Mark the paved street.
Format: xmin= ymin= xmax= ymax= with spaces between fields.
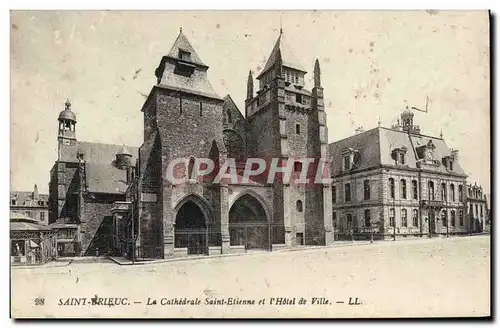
xmin=11 ymin=236 xmax=490 ymax=318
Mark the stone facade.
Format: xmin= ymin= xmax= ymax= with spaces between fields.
xmin=49 ymin=29 xmax=334 ymax=259
xmin=10 ymin=184 xmax=49 ymax=225
xmin=466 ymin=183 xmax=488 ymax=232
xmin=130 ymin=30 xmax=333 ymax=260
xmin=330 ymin=110 xmax=469 ymax=240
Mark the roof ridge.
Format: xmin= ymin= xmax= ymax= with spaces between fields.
xmin=257 ymin=32 xmax=306 ymax=79
xmin=328 ymin=126 xmax=380 ymax=146
xmin=166 ymin=30 xmax=207 ymax=68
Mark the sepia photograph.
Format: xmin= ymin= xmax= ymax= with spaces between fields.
xmin=9 ymin=9 xmax=491 ymax=318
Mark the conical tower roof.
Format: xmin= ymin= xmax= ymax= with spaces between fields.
xmin=257 ymin=32 xmax=306 ymax=79
xmin=118 ymin=145 xmax=132 ymax=156
xmin=166 ymin=29 xmax=207 ymax=68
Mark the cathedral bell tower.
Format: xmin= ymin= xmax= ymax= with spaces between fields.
xmin=57 ymin=99 xmax=77 ymax=159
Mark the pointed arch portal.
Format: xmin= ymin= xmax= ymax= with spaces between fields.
xmin=174 ymin=199 xmax=209 ymax=255
xmin=229 ymin=194 xmax=270 ymax=250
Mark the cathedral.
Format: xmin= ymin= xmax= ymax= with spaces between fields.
xmin=48 ymin=29 xmax=333 ymax=258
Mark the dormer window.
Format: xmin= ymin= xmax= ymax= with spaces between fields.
xmin=442 ymin=156 xmax=454 ymax=171
xmin=343 ymin=155 xmax=351 ymax=170
xmin=391 ymin=146 xmax=407 ymax=165
xmin=11 ymin=199 xmax=16 ymax=206
xmin=341 ymin=148 xmax=360 ymax=171
xmin=178 ymin=49 xmax=191 ymax=61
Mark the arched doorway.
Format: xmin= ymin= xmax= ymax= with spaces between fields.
xmin=229 ymin=194 xmax=270 ymax=250
xmin=175 ymin=200 xmax=208 ymax=255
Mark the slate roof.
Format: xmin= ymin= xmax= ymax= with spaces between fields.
xmin=329 ymin=127 xmax=467 ymax=176
xmin=158 ymin=66 xmax=220 ymax=99
xmin=79 ymin=142 xmax=138 ymax=195
xmin=10 ymin=213 xmax=52 ymax=231
xmin=166 ymin=30 xmax=207 ymax=68
xmin=156 ymin=31 xmax=220 ymax=100
xmin=329 ymin=128 xmax=381 ymax=176
xmin=60 ymin=141 xmax=138 ymax=164
xmin=86 ymin=163 xmax=130 ymax=194
xmin=257 ymin=32 xmax=307 ymax=79
xmin=78 ymin=141 xmax=138 ymax=165
xmin=59 ymin=141 xmax=139 ymax=195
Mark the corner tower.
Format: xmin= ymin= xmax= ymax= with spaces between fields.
xmin=245 ymin=30 xmax=333 ymax=247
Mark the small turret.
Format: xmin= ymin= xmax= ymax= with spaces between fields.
xmin=400 ymin=106 xmax=421 ymax=134
xmin=116 ymin=145 xmax=132 ymax=169
xmin=246 ymin=70 xmax=254 ymax=101
xmin=314 ymin=59 xmax=321 ymax=88
xmin=58 ymin=99 xmax=77 ymax=141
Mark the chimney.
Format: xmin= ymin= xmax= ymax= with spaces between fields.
xmin=33 ymin=184 xmax=39 ymax=199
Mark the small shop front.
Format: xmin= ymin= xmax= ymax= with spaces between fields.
xmin=10 ymin=213 xmax=57 ymax=266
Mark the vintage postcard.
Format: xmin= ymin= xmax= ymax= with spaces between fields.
xmin=9 ymin=10 xmax=491 ymax=318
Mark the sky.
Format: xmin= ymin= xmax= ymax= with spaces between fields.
xmin=10 ymin=10 xmax=490 ymax=194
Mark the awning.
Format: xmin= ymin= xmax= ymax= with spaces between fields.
xmin=29 ymin=240 xmax=39 ymax=248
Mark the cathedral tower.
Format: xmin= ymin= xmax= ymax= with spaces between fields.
xmin=245 ymin=30 xmax=333 ymax=246
xmin=138 ymin=29 xmax=226 ymax=258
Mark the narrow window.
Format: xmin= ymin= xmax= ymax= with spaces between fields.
xmin=293 ymin=162 xmax=302 ymax=173
xmin=450 ymin=184 xmax=455 ymax=202
xmin=400 ymin=153 xmax=405 ymax=165
xmin=412 ymin=180 xmax=418 ymax=200
xmin=449 ymin=161 xmax=453 ymax=171
xmin=346 ymin=214 xmax=353 ymax=230
xmin=364 ymin=209 xmax=371 ymax=227
xmin=344 ymin=155 xmax=351 ymax=170
xmin=199 ymin=101 xmax=203 ymax=117
xmin=441 ymin=210 xmax=447 ymax=226
xmin=459 ymin=210 xmax=464 ymax=226
xmin=459 ymin=185 xmax=463 ymax=202
xmin=428 ymin=181 xmax=435 ymax=200
xmin=295 ymin=94 xmax=302 ymax=103
xmin=332 ymin=186 xmax=337 ymax=204
xmin=333 ymin=212 xmax=337 ymax=228
xmin=345 ymin=183 xmax=351 ymax=202
xmin=364 ymin=180 xmax=370 ymax=200
xmin=412 ymin=209 xmax=419 ymax=227
xmin=389 ymin=178 xmax=395 ymax=199
xmin=451 ymin=210 xmax=456 ymax=227
xmin=402 ymin=209 xmax=408 ymax=227
xmin=389 ymin=208 xmax=395 ymax=227
xmin=227 ymin=108 xmax=232 ymax=123
xmin=188 ymin=157 xmax=196 ymax=180
xmin=295 ymin=124 xmax=300 ymax=134
xmin=179 ymin=92 xmax=183 ymax=114
xmin=441 ymin=183 xmax=447 ymax=201
xmin=296 ymin=200 xmax=303 ymax=212
xmin=401 ymin=179 xmax=407 ymax=199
